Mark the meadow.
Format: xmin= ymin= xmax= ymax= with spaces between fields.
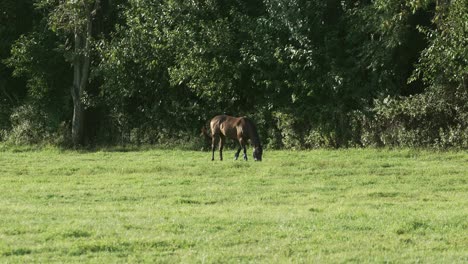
xmin=0 ymin=147 xmax=467 ymax=263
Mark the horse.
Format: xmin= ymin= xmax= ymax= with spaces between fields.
xmin=202 ymin=115 xmax=263 ymax=161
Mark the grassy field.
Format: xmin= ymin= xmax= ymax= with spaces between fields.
xmin=0 ymin=147 xmax=467 ymax=263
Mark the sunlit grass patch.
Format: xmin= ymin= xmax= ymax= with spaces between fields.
xmin=0 ymin=148 xmax=466 ymax=262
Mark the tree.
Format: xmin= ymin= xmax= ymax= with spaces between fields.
xmin=44 ymin=0 xmax=101 ymax=146
xmin=0 ymin=0 xmax=34 ymax=131
xmin=2 ymin=0 xmax=466 ymax=148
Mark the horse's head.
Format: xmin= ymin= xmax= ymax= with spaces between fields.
xmin=253 ymin=145 xmax=263 ymax=161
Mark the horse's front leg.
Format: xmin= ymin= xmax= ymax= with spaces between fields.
xmin=242 ymin=144 xmax=248 ymax=161
xmin=239 ymin=138 xmax=247 ymax=161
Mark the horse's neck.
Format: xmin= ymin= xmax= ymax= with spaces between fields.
xmin=247 ymin=123 xmax=261 ymax=147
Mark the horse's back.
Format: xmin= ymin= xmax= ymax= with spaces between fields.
xmin=210 ymin=115 xmax=228 ymax=130
xmin=210 ymin=115 xmax=241 ymax=125
xmin=210 ymin=115 xmax=245 ymax=139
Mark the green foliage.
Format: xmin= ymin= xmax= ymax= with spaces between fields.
xmin=95 ymin=1 xmax=202 ymax=144
xmin=7 ymin=33 xmax=70 ymax=99
xmin=0 ymin=0 xmax=467 ymax=148
xmin=1 ymin=1 xmax=71 ymax=144
xmin=0 ymin=0 xmax=35 ymax=130
xmin=42 ymin=0 xmax=96 ymax=34
xmin=272 ymin=112 xmax=303 ymax=149
xmin=0 ymin=149 xmax=467 ymax=261
xmin=414 ymin=0 xmax=468 ymax=88
xmin=359 ymin=88 xmax=468 ymax=148
xmin=5 ymin=31 xmax=71 ymax=145
xmin=355 ymin=0 xmax=468 ymax=149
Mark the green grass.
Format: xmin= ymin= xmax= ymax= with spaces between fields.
xmin=0 ymin=147 xmax=467 ymax=263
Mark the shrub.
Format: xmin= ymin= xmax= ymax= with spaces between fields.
xmin=5 ymin=104 xmax=60 ymax=145
xmin=272 ymin=112 xmax=303 ymax=150
xmin=359 ymin=88 xmax=467 ymax=148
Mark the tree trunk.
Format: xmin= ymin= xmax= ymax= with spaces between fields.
xmin=71 ymin=93 xmax=84 ymax=146
xmin=71 ymin=2 xmax=97 ymax=146
xmin=71 ymin=29 xmax=84 ymax=146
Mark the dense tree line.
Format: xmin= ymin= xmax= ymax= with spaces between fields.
xmin=0 ymin=0 xmax=467 ymax=148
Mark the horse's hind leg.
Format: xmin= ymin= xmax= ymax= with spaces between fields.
xmin=211 ymin=135 xmax=217 ymax=161
xmin=219 ymin=135 xmax=225 ymax=161
xmin=235 ymin=144 xmax=242 ymax=160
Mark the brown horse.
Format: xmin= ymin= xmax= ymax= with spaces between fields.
xmin=202 ymin=115 xmax=263 ymax=161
